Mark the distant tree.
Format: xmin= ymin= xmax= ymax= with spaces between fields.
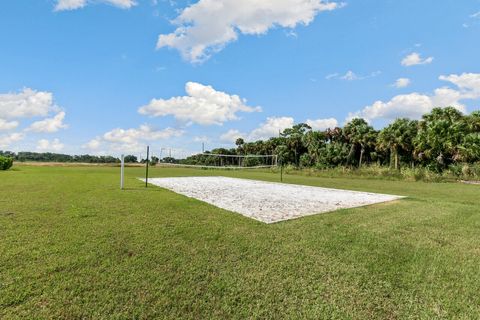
xmin=162 ymin=156 xmax=177 ymax=164
xmin=150 ymin=156 xmax=159 ymax=165
xmin=124 ymin=155 xmax=138 ymax=163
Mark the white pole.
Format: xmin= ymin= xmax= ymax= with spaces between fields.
xmin=120 ymin=154 xmax=125 ymax=190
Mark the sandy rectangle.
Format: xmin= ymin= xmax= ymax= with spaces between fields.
xmin=146 ymin=176 xmax=404 ymax=223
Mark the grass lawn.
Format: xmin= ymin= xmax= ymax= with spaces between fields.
xmin=1 ymin=165 xmax=480 ymax=319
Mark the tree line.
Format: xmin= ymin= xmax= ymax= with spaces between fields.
xmin=0 ymin=151 xmax=158 ymax=165
xmin=183 ymin=107 xmax=480 ymax=172
xmin=0 ymin=151 xmax=123 ymax=164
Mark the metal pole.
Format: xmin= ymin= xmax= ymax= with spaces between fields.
xmin=120 ymin=154 xmax=125 ymax=190
xmin=280 ymin=159 xmax=283 ymax=182
xmin=145 ymin=146 xmax=149 ymax=188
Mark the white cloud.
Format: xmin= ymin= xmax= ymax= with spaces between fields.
xmin=54 ymin=0 xmax=136 ymax=11
xmin=249 ymin=116 xmax=295 ymax=141
xmin=0 ymin=133 xmax=24 ymax=148
xmin=348 ymin=73 xmax=480 ymax=122
xmin=438 ymin=73 xmax=480 ymax=99
xmin=220 ymin=129 xmax=245 ymax=143
xmin=83 ymin=138 xmax=102 ymax=150
xmin=139 ymin=82 xmax=261 ymax=125
xmin=0 ymin=88 xmax=56 ymax=119
xmin=306 ymin=118 xmax=338 ymax=130
xmin=327 ymin=70 xmax=381 ymax=81
xmin=0 ymin=119 xmax=19 ymax=131
xmin=393 ymin=78 xmax=411 ymax=88
xmin=84 ymin=125 xmax=184 ymax=153
xmin=193 ymin=136 xmax=211 ymax=143
xmin=55 ymin=0 xmax=86 ymax=10
xmin=340 ymin=71 xmax=359 ymax=81
xmin=325 ymin=73 xmax=339 ymax=80
xmin=401 ymin=52 xmax=434 ymax=66
xmin=103 ymin=125 xmax=182 ymax=143
xmin=157 ymin=0 xmax=344 ymax=63
xmin=221 ymin=117 xmax=295 ymax=143
xmin=221 ymin=116 xmax=338 ymax=143
xmin=27 ymin=112 xmax=68 ymax=133
xmin=37 ymin=139 xmax=64 ymax=152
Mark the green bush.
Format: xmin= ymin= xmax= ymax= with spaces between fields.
xmin=0 ymin=155 xmax=13 ymax=170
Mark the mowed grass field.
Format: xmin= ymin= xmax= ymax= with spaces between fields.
xmin=1 ymin=165 xmax=480 ymax=319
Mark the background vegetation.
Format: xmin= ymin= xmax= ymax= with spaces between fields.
xmin=182 ymin=107 xmax=480 ymax=180
xmin=0 ymin=151 xmax=121 ymax=164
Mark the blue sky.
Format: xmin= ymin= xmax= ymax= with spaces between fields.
xmin=0 ymin=0 xmax=479 ymax=158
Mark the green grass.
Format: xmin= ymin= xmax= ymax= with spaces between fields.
xmin=1 ymin=165 xmax=479 ymax=319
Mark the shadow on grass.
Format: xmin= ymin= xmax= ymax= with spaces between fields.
xmin=121 ymin=186 xmax=165 ymax=192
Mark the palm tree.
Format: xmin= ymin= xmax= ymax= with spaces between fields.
xmin=414 ymin=107 xmax=466 ymax=168
xmin=378 ymin=118 xmax=417 ymax=170
xmin=235 ymin=137 xmax=245 ymax=154
xmin=281 ymin=123 xmax=311 ymax=166
xmin=343 ymin=118 xmax=376 ymax=167
xmin=302 ymin=130 xmax=326 ymax=164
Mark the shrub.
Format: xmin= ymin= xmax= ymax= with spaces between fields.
xmin=0 ymin=156 xmax=13 ymax=170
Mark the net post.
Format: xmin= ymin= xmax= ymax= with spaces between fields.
xmin=120 ymin=154 xmax=125 ymax=190
xmin=280 ymin=158 xmax=283 ymax=182
xmin=145 ymin=146 xmax=149 ymax=188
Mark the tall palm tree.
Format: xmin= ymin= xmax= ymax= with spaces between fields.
xmin=344 ymin=118 xmax=376 ymax=167
xmin=378 ymin=118 xmax=417 ymax=170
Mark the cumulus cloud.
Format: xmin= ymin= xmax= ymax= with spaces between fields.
xmin=438 ymin=73 xmax=480 ymax=98
xmin=249 ymin=116 xmax=295 ymax=141
xmin=220 ymin=129 xmax=245 ymax=143
xmin=157 ymin=0 xmax=344 ymax=63
xmin=139 ymin=82 xmax=261 ymax=126
xmin=221 ymin=116 xmax=339 ymax=143
xmin=54 ymin=0 xmax=136 ymax=11
xmin=0 ymin=88 xmax=56 ymax=119
xmin=347 ymin=73 xmax=480 ymax=122
xmin=0 ymin=133 xmax=24 ymax=148
xmin=84 ymin=125 xmax=184 ymax=153
xmin=83 ymin=138 xmax=102 ymax=150
xmin=27 ymin=112 xmax=68 ymax=133
xmin=103 ymin=125 xmax=182 ymax=143
xmin=0 ymin=88 xmax=67 ymax=148
xmin=306 ymin=118 xmax=338 ymax=130
xmin=220 ymin=116 xmax=295 ymax=143
xmin=0 ymin=119 xmax=19 ymax=131
xmin=37 ymin=138 xmax=64 ymax=152
xmin=401 ymin=52 xmax=434 ymax=66
xmin=393 ymin=78 xmax=411 ymax=88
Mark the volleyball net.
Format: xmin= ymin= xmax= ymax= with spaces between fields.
xmin=159 ymin=153 xmax=278 ymax=170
